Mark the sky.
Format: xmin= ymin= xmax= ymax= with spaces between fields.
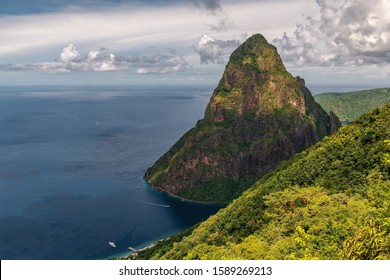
xmin=0 ymin=0 xmax=389 ymax=87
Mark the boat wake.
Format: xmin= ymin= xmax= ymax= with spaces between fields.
xmin=133 ymin=199 xmax=170 ymax=208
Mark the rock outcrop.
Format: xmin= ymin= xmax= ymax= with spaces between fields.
xmin=145 ymin=34 xmax=340 ymax=203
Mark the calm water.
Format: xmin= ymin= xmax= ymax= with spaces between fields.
xmin=0 ymin=85 xmax=221 ymax=260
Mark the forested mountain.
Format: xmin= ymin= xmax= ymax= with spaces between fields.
xmin=315 ymin=88 xmax=390 ymax=123
xmin=137 ymin=102 xmax=390 ymax=260
xmin=145 ymin=34 xmax=339 ymax=204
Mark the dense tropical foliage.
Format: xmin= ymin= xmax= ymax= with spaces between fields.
xmin=314 ymin=88 xmax=390 ymax=123
xmin=136 ymin=102 xmax=389 ymax=260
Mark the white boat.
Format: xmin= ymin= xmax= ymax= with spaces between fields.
xmin=109 ymin=242 xmax=116 ymax=248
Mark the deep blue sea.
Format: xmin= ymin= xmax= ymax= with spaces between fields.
xmin=0 ymin=84 xmax=222 ymax=260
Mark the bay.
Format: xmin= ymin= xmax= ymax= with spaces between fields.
xmin=0 ymin=85 xmax=220 ymax=260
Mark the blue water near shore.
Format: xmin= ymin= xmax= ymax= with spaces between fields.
xmin=0 ymin=85 xmax=221 ymax=260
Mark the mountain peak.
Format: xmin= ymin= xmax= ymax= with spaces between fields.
xmin=205 ymin=33 xmax=306 ymax=123
xmin=235 ymin=33 xmax=270 ymax=52
xmin=229 ymin=33 xmax=284 ymax=72
xmin=145 ymin=34 xmax=340 ymax=203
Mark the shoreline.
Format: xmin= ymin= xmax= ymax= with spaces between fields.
xmin=145 ymin=179 xmax=226 ymax=206
xmin=113 ymin=180 xmax=224 ymax=260
xmin=114 ymin=237 xmax=170 ymax=260
xmin=109 ymin=179 xmax=224 ymax=260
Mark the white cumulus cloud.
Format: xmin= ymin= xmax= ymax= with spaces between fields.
xmin=193 ymin=34 xmax=240 ymax=64
xmin=60 ymin=44 xmax=80 ymax=62
xmin=274 ymin=0 xmax=390 ymax=67
xmin=0 ymin=44 xmax=188 ymax=74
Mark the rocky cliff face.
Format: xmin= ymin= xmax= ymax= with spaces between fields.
xmin=145 ymin=34 xmax=340 ymax=203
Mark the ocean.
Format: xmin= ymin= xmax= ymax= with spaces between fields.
xmin=0 ymin=85 xmax=221 ymax=260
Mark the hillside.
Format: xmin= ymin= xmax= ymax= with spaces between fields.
xmin=139 ymin=102 xmax=390 ymax=260
xmin=145 ymin=34 xmax=340 ymax=204
xmin=314 ymin=88 xmax=390 ymax=123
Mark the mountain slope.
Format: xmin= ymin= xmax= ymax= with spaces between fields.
xmin=143 ymin=102 xmax=390 ymax=260
xmin=314 ymin=88 xmax=390 ymax=123
xmin=145 ymin=34 xmax=340 ymax=203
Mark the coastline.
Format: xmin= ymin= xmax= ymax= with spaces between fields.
xmin=145 ymin=179 xmax=226 ymax=206
xmin=105 ymin=179 xmax=224 ymax=260
xmin=110 ymin=237 xmax=170 ymax=260
xmin=110 ymin=181 xmax=225 ymax=260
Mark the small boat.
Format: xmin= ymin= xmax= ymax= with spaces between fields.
xmin=109 ymin=242 xmax=116 ymax=248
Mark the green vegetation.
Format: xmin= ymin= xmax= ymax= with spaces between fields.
xmin=145 ymin=34 xmax=338 ymax=204
xmin=141 ymin=34 xmax=389 ymax=259
xmin=314 ymin=88 xmax=390 ymax=123
xmin=141 ymin=102 xmax=389 ymax=260
xmin=178 ymin=176 xmax=258 ymax=204
xmin=128 ymin=225 xmax=199 ymax=260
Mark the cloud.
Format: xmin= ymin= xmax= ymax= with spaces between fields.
xmin=274 ymin=0 xmax=390 ymax=67
xmin=209 ymin=16 xmax=234 ymax=32
xmin=0 ymin=4 xmax=211 ymax=59
xmin=126 ymin=53 xmax=188 ymax=74
xmin=191 ymin=0 xmax=233 ymax=31
xmin=58 ymin=45 xmax=128 ymax=72
xmin=61 ymin=44 xmax=80 ymax=63
xmin=193 ymin=34 xmax=240 ymax=64
xmin=191 ymin=0 xmax=222 ymax=14
xmin=0 ymin=44 xmax=188 ymax=74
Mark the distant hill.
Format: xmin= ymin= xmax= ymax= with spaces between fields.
xmin=314 ymin=88 xmax=390 ymax=123
xmin=135 ymin=102 xmax=390 ymax=260
xmin=145 ymin=34 xmax=339 ymax=204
